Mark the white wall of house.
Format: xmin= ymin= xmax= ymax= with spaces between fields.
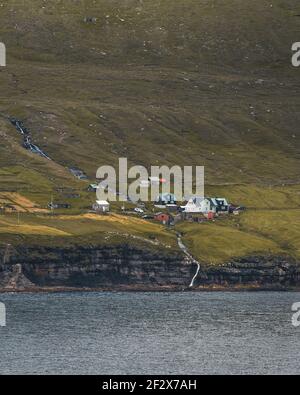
xmin=184 ymin=198 xmax=202 ymax=213
xmin=93 ymin=200 xmax=110 ymax=212
xmin=183 ymin=198 xmax=216 ymax=213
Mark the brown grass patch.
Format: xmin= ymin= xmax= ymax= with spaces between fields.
xmin=56 ymin=213 xmax=150 ymax=225
xmin=0 ymin=192 xmax=49 ymax=213
xmin=0 ymin=224 xmax=70 ymax=236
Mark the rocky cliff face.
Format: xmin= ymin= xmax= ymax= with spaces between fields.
xmin=196 ymin=257 xmax=300 ymax=290
xmin=0 ymin=244 xmax=299 ymax=291
xmin=0 ymin=245 xmax=193 ymax=291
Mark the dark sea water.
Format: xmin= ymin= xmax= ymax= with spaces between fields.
xmin=0 ymin=292 xmax=299 ymax=375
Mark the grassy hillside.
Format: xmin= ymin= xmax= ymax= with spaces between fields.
xmin=178 ymin=210 xmax=300 ymax=264
xmin=0 ymin=0 xmax=299 ymax=262
xmin=0 ymin=212 xmax=178 ymax=253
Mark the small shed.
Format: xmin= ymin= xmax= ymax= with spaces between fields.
xmin=154 ymin=212 xmax=171 ymax=225
xmin=93 ymin=200 xmax=110 ymax=213
xmin=69 ymin=168 xmax=88 ymax=180
xmin=205 ymin=211 xmax=215 ymax=220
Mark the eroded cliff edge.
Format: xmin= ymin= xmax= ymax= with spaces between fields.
xmin=0 ymin=244 xmax=300 ymax=292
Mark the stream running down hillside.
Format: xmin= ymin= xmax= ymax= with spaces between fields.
xmin=177 ymin=233 xmax=201 ymax=287
xmin=9 ymin=118 xmax=51 ymax=160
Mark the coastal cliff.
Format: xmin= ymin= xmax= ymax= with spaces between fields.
xmin=0 ymin=244 xmax=299 ymax=292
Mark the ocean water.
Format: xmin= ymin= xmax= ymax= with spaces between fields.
xmin=0 ymin=292 xmax=299 ymax=375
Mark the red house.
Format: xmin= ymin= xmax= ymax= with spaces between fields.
xmin=154 ymin=212 xmax=171 ymax=224
xmin=206 ymin=212 xmax=215 ymax=220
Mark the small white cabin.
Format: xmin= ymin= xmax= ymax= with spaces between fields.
xmin=93 ymin=200 xmax=110 ymax=213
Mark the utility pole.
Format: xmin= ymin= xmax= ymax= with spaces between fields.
xmin=50 ymin=194 xmax=54 ymax=216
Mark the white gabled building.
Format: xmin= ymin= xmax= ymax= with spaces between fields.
xmin=182 ymin=197 xmax=217 ymax=214
xmin=93 ymin=200 xmax=110 ymax=213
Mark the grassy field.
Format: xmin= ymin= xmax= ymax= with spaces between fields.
xmin=0 ymin=207 xmax=299 ymax=265
xmin=0 ymin=211 xmax=178 ymax=252
xmin=177 ymin=221 xmax=282 ymax=265
xmin=239 ymin=210 xmax=300 ymax=258
xmin=178 ymin=210 xmax=300 ymax=264
xmin=0 ymin=1 xmax=299 ymax=263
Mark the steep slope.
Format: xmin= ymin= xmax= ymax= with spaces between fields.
xmin=0 ymin=0 xmax=299 ymax=271
xmin=0 ymin=0 xmax=299 ymax=188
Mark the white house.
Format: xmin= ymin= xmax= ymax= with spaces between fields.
xmin=93 ymin=200 xmax=110 ymax=213
xmin=182 ymin=197 xmax=217 ymax=214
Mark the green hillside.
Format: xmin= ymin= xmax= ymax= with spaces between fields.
xmin=0 ymin=0 xmax=299 ymax=263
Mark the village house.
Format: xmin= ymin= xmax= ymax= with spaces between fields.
xmin=182 ymin=196 xmax=230 ymax=215
xmin=211 ymin=198 xmax=230 ymax=213
xmin=154 ymin=212 xmax=173 ymax=225
xmin=93 ymin=200 xmax=110 ymax=213
xmin=140 ymin=177 xmax=166 ymax=188
xmin=155 ymin=193 xmax=177 ymax=206
xmin=69 ymin=168 xmax=88 ymax=180
xmin=182 ymin=197 xmax=217 ymax=214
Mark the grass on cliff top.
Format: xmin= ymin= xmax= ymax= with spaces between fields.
xmin=177 ymin=209 xmax=300 ymax=265
xmin=0 ymin=182 xmax=299 ymax=264
xmin=205 ymin=184 xmax=300 ymax=210
xmin=177 ymin=222 xmax=281 ymax=265
xmin=0 ymin=212 xmax=178 ymax=252
xmin=0 ymin=208 xmax=299 ymax=265
xmin=239 ymin=210 xmax=300 ymax=259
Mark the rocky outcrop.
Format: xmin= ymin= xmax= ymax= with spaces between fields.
xmin=0 ymin=263 xmax=36 ymax=291
xmin=0 ymin=244 xmax=299 ymax=292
